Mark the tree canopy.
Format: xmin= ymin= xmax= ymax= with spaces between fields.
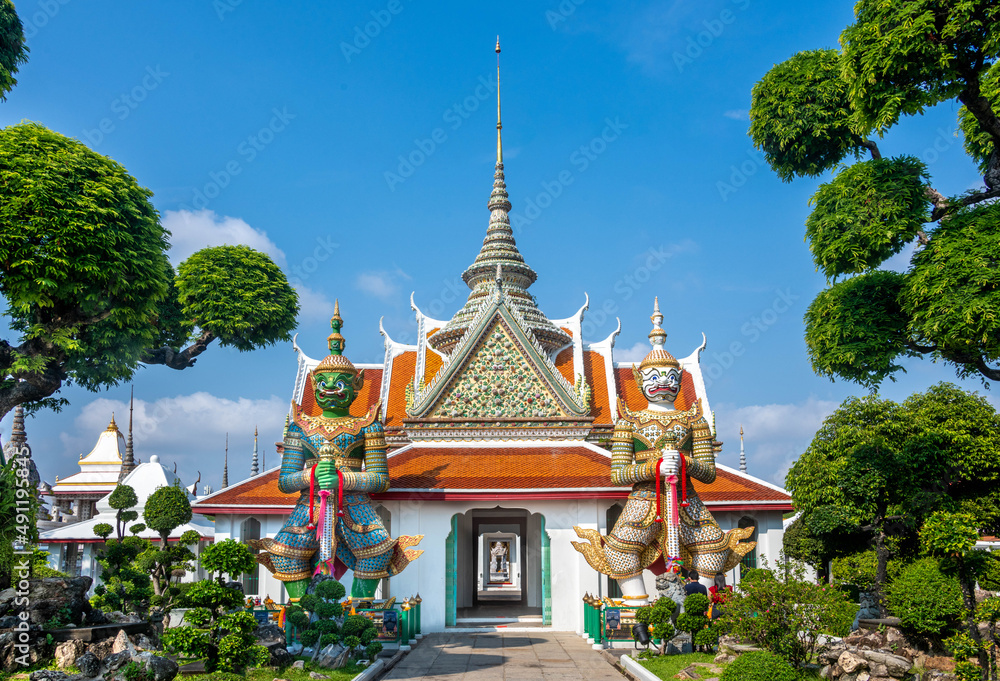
xmin=785 ymin=383 xmax=1000 ymax=610
xmin=0 ymin=1 xmax=27 ymax=102
xmin=750 ymin=0 xmax=1000 ymax=387
xmin=0 ymin=123 xmax=299 ymax=419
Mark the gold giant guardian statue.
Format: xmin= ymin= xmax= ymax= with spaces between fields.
xmin=572 ymin=299 xmax=754 ymax=604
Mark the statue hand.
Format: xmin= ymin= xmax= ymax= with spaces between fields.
xmin=315 ymin=461 xmax=338 ymax=490
xmin=660 ymin=449 xmax=681 ymax=477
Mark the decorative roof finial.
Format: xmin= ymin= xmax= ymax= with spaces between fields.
xmin=251 ymin=426 xmax=259 ymax=476
xmin=119 ymin=386 xmax=136 ymax=482
xmin=638 ymin=297 xmax=678 ymax=371
xmin=107 ymin=413 xmax=118 ymax=432
xmin=315 ymin=299 xmax=359 ymax=376
xmin=222 ymin=433 xmax=229 ymax=488
xmin=496 ymin=36 xmax=502 ymax=165
xmin=739 ymin=425 xmax=747 ymax=473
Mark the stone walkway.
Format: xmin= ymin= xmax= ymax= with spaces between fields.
xmin=382 ymin=632 xmax=624 ymax=681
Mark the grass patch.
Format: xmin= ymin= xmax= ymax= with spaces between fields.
xmin=638 ymin=651 xmax=718 ymax=679
xmin=184 ymin=660 xmax=367 ymax=681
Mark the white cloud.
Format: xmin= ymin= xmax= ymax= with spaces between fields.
xmin=714 ymin=397 xmax=839 ymax=487
xmin=294 ymin=285 xmax=335 ymax=322
xmin=59 ymin=393 xmax=288 ymax=492
xmin=355 ymin=267 xmax=412 ymax=301
xmin=723 ymin=110 xmax=748 ymax=121
xmin=162 ymin=209 xmax=287 ymax=268
xmin=615 ymin=341 xmax=650 ymax=363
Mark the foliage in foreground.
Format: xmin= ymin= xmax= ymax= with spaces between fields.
xmin=719 ymin=650 xmax=797 ymax=681
xmin=749 ymin=0 xmax=1000 ymax=387
xmin=715 ymin=560 xmax=855 ymax=669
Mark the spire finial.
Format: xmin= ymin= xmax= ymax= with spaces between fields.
xmin=739 ymin=424 xmax=747 ymax=473
xmin=222 ymin=433 xmax=229 ymax=488
xmin=327 ymin=299 xmax=346 ymax=356
xmin=251 ymin=426 xmax=259 ymax=476
xmin=648 ymin=297 xmax=667 ymax=349
xmin=496 ymin=36 xmax=502 ymax=165
xmin=119 ymin=386 xmax=136 ymax=482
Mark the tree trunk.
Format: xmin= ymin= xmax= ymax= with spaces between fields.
xmin=958 ymin=560 xmax=989 ymax=679
xmin=874 ymin=528 xmax=890 ymax=617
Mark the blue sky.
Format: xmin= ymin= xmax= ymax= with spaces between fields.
xmin=2 ymin=0 xmax=995 ymax=491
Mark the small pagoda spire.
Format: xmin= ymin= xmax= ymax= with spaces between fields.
xmin=221 ymin=434 xmax=229 ymax=488
xmin=250 ymin=426 xmax=259 ymax=476
xmin=648 ymin=296 xmax=667 ymax=349
xmin=118 ymin=387 xmax=136 ymax=483
xmin=496 ymin=36 xmax=502 ymax=165
xmin=4 ymin=404 xmax=39 ymax=488
xmin=739 ymin=425 xmax=747 ymax=473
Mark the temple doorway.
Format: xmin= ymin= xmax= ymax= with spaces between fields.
xmin=447 ymin=507 xmax=549 ymax=625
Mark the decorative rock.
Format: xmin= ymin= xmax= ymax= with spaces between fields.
xmin=134 ymin=634 xmax=159 ymax=651
xmin=838 ymin=650 xmax=868 ymax=674
xmin=111 ymin=629 xmax=135 ymax=655
xmin=674 ymin=665 xmax=703 ymax=679
xmin=28 ymin=672 xmax=72 ymax=681
xmin=291 ymin=660 xmax=305 ymax=669
xmin=270 ymin=646 xmax=294 ymax=668
xmin=55 ymin=640 xmax=85 ymax=669
xmin=103 ymin=650 xmax=132 ymax=673
xmin=316 ymin=643 xmax=349 ymax=669
xmin=309 ymin=673 xmax=330 ymax=679
xmin=859 ymin=650 xmax=912 ymax=676
xmin=74 ymin=651 xmax=100 ymax=678
xmin=255 ymin=623 xmax=287 ymax=648
xmin=134 ymin=650 xmax=179 ymax=681
xmin=85 ymin=637 xmax=114 ymax=661
xmin=924 ymin=656 xmax=957 ymax=672
xmin=0 ymin=615 xmax=18 ymax=629
xmin=287 ymin=643 xmax=303 ymax=655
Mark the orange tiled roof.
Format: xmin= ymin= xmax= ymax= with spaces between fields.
xmin=555 ymin=347 xmax=574 ymax=384
xmin=424 ymin=350 xmax=443 ymax=386
xmin=387 ymin=445 xmax=612 ymax=489
xmin=193 ymin=450 xmax=789 ymax=508
xmin=584 ymin=351 xmax=613 ymax=425
xmin=384 ymin=351 xmax=416 ymax=428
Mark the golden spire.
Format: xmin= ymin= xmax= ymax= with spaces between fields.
xmin=106 ymin=413 xmax=119 ymax=432
xmin=496 ymin=36 xmax=502 ymax=165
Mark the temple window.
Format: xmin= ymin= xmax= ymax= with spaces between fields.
xmin=737 ymin=516 xmax=758 ymax=574
xmin=241 ymin=518 xmax=261 ymax=596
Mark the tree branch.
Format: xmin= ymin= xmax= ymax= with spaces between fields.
xmin=860 ymin=139 xmax=882 ymax=160
xmin=929 ymin=186 xmax=1000 ymax=222
xmin=141 ymin=330 xmax=217 ymax=370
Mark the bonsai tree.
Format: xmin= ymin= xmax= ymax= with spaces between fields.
xmin=142 ymin=484 xmax=197 ymax=600
xmin=162 ymin=544 xmax=268 ymax=674
xmin=677 ymin=593 xmax=711 ymax=649
xmin=91 ymin=484 xmax=153 ymax=615
xmin=634 ymin=596 xmax=677 ymax=655
xmin=289 ymin=577 xmax=382 ymax=664
xmin=200 ymin=538 xmax=256 ymax=585
xmin=91 ymin=535 xmax=153 ymax=616
xmin=108 ymin=484 xmax=140 ymax=540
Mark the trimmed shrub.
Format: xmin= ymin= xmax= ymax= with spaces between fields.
xmin=720 ymin=650 xmax=797 ymax=681
xmin=886 ymin=557 xmax=964 ymax=636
